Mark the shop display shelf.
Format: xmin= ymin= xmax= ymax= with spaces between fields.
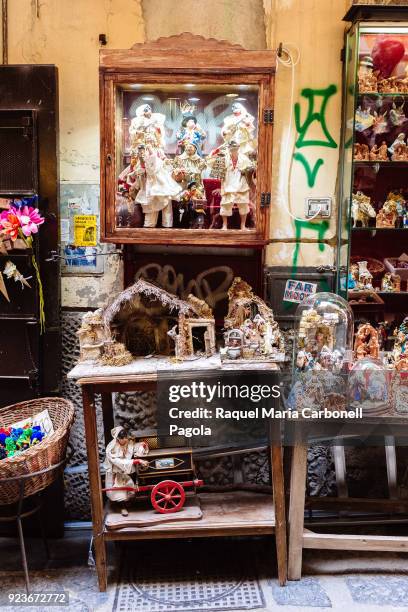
xmin=103 ymin=491 xmax=276 ymax=541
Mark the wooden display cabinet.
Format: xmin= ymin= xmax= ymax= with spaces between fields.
xmin=99 ymin=33 xmax=275 ymax=247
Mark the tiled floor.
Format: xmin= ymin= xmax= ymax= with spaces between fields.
xmin=0 ymin=531 xmax=408 ymax=611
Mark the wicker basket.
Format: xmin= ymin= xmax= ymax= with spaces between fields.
xmin=0 ymin=398 xmax=75 ymax=505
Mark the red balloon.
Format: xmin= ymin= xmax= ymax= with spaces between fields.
xmin=372 ymin=38 xmax=405 ymax=79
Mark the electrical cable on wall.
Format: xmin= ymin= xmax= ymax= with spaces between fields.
xmin=276 ymin=43 xmax=322 ymax=222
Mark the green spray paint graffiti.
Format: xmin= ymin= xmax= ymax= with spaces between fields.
xmin=283 ymin=85 xmax=338 ymax=307
xmin=293 ymin=85 xmax=338 ymax=188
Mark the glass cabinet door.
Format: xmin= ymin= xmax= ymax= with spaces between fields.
xmin=338 ymin=23 xmax=408 ymax=301
xmin=337 ymin=23 xmax=358 ymax=297
xmin=115 ymin=83 xmax=259 ymax=233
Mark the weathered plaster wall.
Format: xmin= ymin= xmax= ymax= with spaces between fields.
xmin=6 ymin=0 xmax=146 ymax=307
xmin=142 ymin=0 xmax=267 ymax=48
xmin=266 ymin=0 xmax=349 ymax=268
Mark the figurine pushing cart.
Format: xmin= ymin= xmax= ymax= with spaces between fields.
xmin=103 ymin=427 xmax=203 ymax=515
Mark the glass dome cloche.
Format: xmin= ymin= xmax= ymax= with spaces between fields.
xmin=294 ymin=292 xmax=354 ymax=374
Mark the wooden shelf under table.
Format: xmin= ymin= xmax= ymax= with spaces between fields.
xmin=104 ymin=491 xmax=276 ymax=541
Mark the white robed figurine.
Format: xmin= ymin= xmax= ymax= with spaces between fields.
xmin=221 ymin=102 xmax=256 ymax=154
xmin=129 ymin=104 xmax=166 ymax=150
xmin=136 ymin=142 xmax=182 ymax=227
xmin=208 ymin=141 xmax=253 ymax=230
xmin=103 ymin=426 xmax=149 ymax=507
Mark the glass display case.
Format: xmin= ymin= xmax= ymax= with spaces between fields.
xmin=338 ymin=8 xmax=408 ymax=369
xmin=293 ymin=292 xmax=354 ymax=374
xmin=99 ymin=34 xmax=275 ymax=247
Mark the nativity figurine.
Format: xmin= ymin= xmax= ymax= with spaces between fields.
xmin=393 ymin=317 xmax=408 ymax=371
xmin=129 ymin=104 xmax=166 ymax=151
xmin=357 ymin=56 xmax=378 ymax=93
xmin=381 ymin=272 xmax=401 ymax=293
xmin=376 ymin=198 xmax=398 ymax=228
xmin=221 ymin=277 xmax=284 ymax=363
xmin=221 ymin=102 xmax=256 ymax=155
xmin=173 ymin=142 xmax=207 ymax=191
xmin=353 ymin=142 xmax=370 ymax=161
xmin=207 ymin=141 xmax=254 ymax=230
xmin=103 ymin=426 xmax=149 ymax=516
xmin=136 ymin=140 xmax=182 ymax=228
xmin=354 ymin=323 xmax=380 ymax=361
xmin=351 ymin=191 xmax=376 ymax=228
xmin=176 ymin=103 xmax=207 ymax=156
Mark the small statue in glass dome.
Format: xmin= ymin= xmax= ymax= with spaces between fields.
xmin=221 ymin=102 xmax=256 ymax=155
xmin=129 ymin=104 xmax=166 ymax=150
xmin=103 ymin=426 xmax=149 ymax=516
xmin=357 ymin=56 xmax=378 ymax=93
xmin=176 ymin=102 xmax=207 ymax=156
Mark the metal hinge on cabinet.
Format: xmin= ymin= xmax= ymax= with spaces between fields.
xmin=260 ymin=193 xmax=271 ymax=208
xmin=263 ymin=109 xmax=274 ymax=124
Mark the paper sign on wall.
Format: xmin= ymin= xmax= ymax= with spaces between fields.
xmin=74 ymin=215 xmax=97 ymax=246
xmin=283 ymin=279 xmax=317 ymax=303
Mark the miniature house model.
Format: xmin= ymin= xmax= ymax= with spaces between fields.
xmin=77 ymin=279 xmax=216 ymax=364
xmin=222 ymin=277 xmax=284 ymax=362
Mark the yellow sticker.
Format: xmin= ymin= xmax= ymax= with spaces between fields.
xmin=74 ymin=215 xmax=97 ymax=246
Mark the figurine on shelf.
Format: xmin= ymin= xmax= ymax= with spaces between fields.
xmin=103 ymin=426 xmax=149 ymax=515
xmin=221 ymin=102 xmax=256 ymax=155
xmin=356 ymin=260 xmax=373 ymax=291
xmin=176 ymin=102 xmax=207 ymax=156
xmin=355 ymin=106 xmax=375 ymax=132
xmin=392 ymin=142 xmax=408 ymax=161
xmin=207 ymin=141 xmax=254 ymax=230
xmin=172 ymin=142 xmax=207 ymax=191
xmin=351 ymin=191 xmax=376 ymax=228
xmin=369 ymin=141 xmax=389 ymax=162
xmin=178 ymin=180 xmax=207 ymax=229
xmin=221 ymin=277 xmax=284 ymax=363
xmin=376 ymin=198 xmax=398 ymax=228
xmin=388 ymin=132 xmax=407 ymax=156
xmin=389 ymin=101 xmax=407 ymax=127
xmin=354 ymin=323 xmax=380 ymax=360
xmin=381 ymin=272 xmax=401 ymax=293
xmin=118 ymin=153 xmax=140 ymax=199
xmin=137 ymin=140 xmax=182 ymax=228
xmin=353 ymin=143 xmax=370 ymax=161
xmin=358 ymin=56 xmax=378 ymax=93
xmin=129 ymin=104 xmax=166 ymax=150
xmin=77 ymin=309 xmax=108 ymax=362
xmin=392 ymin=317 xmax=408 ymax=371
xmin=372 ymin=110 xmax=388 ymax=136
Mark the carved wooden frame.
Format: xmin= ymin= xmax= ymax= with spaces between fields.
xmin=99 ymin=33 xmax=276 ymax=247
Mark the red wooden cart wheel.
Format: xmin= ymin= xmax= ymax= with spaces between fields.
xmin=151 ymin=480 xmax=186 ymax=514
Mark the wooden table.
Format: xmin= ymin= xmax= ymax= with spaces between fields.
xmin=288 ymin=417 xmax=408 ymax=581
xmin=69 ymin=358 xmax=287 ymax=590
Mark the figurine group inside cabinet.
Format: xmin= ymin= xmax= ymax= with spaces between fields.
xmin=116 ymin=94 xmax=259 ymax=231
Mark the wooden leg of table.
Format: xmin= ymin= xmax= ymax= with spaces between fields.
xmin=288 ymin=442 xmax=308 ymax=581
xmin=82 ymin=386 xmax=107 ymax=592
xmin=271 ymin=442 xmax=287 ymax=586
xmin=101 ymin=392 xmax=114 ymax=446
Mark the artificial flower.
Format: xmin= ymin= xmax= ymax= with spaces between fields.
xmin=15 ymin=206 xmax=44 ymax=237
xmin=0 ymin=211 xmax=21 ymax=241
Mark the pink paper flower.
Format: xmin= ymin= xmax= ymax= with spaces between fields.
xmin=0 ymin=211 xmax=21 ymax=241
xmin=15 ymin=206 xmax=44 ymax=237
